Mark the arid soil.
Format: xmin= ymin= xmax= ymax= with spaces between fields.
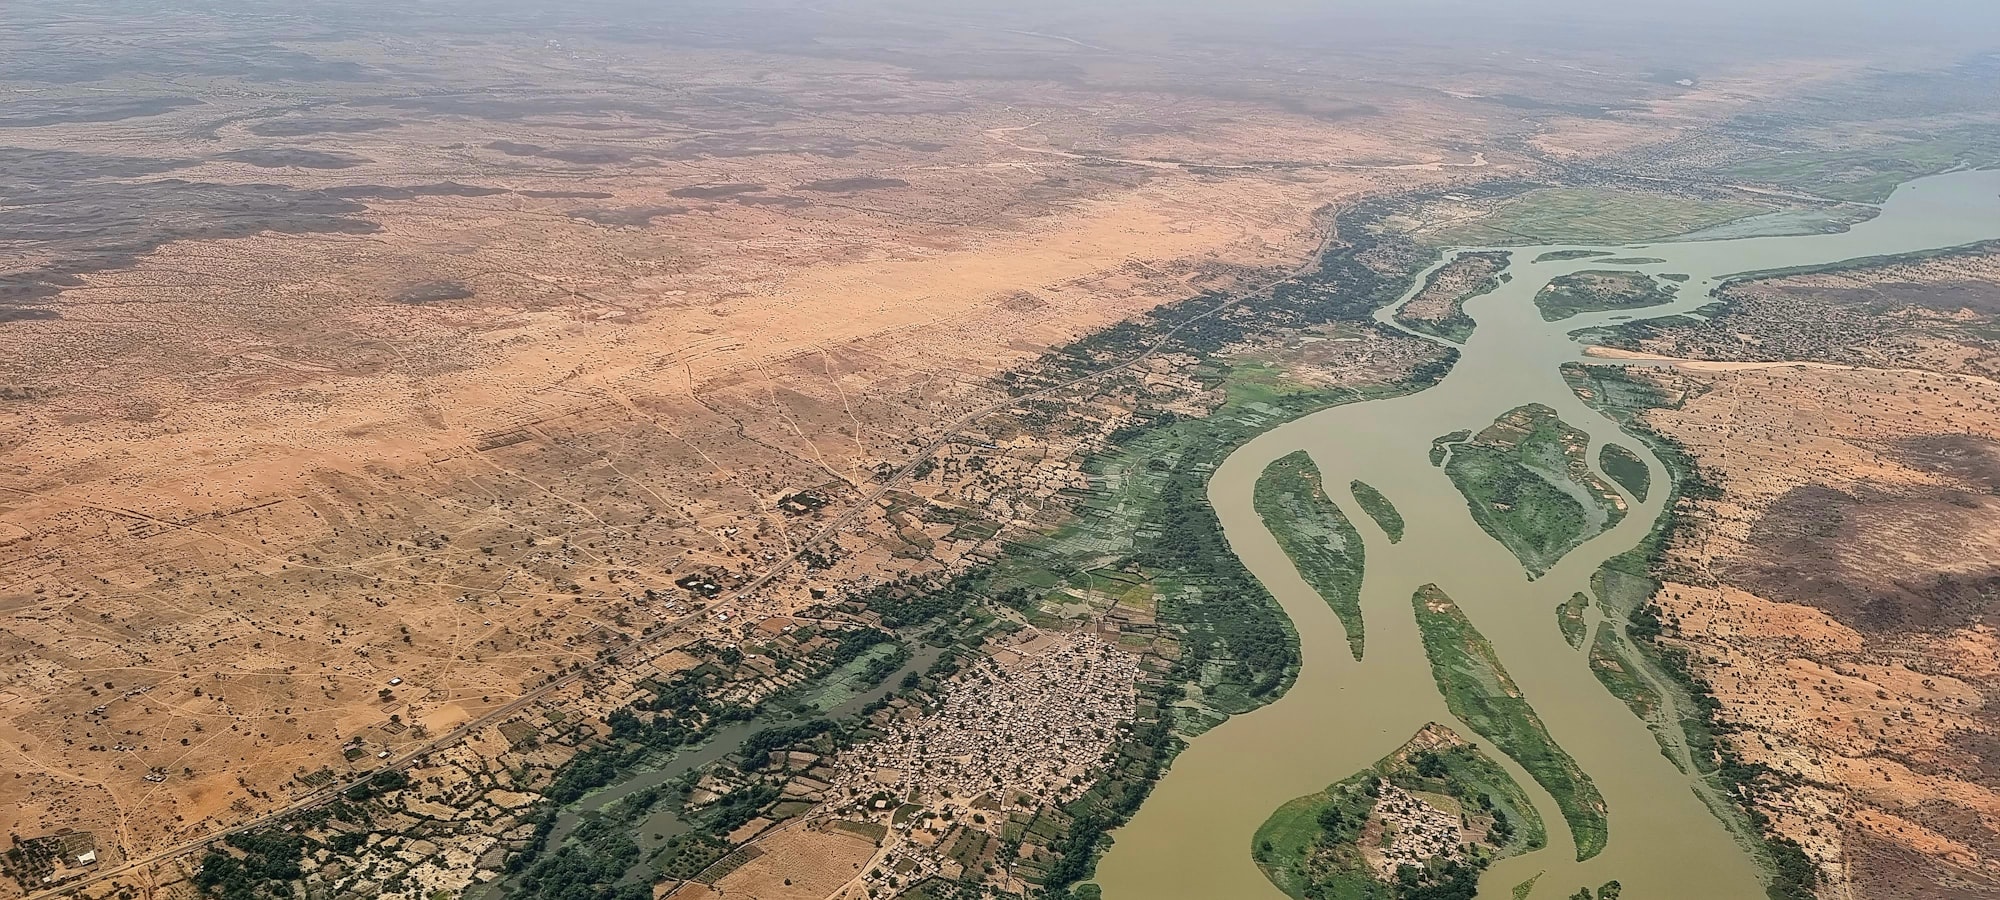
xmin=1611 ymin=247 xmax=2000 ymax=899
xmin=6 ymin=1 xmax=2000 ymax=897
xmin=0 ymin=0 xmax=1561 ymax=880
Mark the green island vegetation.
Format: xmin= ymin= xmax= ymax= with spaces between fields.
xmin=1566 ymin=880 xmax=1624 ymax=900
xmin=1596 ymin=257 xmax=1665 ymax=265
xmin=1441 ymin=404 xmax=1627 ymax=578
xmin=1511 ymin=874 xmax=1543 ymax=899
xmin=1556 ymin=592 xmax=1590 ymax=650
xmin=1588 ymin=628 xmax=1666 ymax=755
xmin=1658 ymin=273 xmax=1690 ymax=283
xmin=1534 ymin=270 xmax=1675 ymax=322
xmin=1533 ymin=249 xmax=1609 ymax=263
xmin=1411 ymin=585 xmax=1607 ymax=861
xmin=1716 ymin=125 xmax=2000 ymax=203
xmin=1561 ymin=363 xmax=1822 ymax=900
xmin=1428 ymin=187 xmax=1774 ymax=246
xmin=1256 ymin=451 xmax=1370 ymax=660
xmin=1596 ymin=442 xmax=1651 ymax=503
xmin=1392 ymin=250 xmax=1509 ymax=344
xmin=1429 ymin=430 xmax=1470 ymax=467
xmin=1251 ymin=723 xmax=1546 ymax=900
xmin=1350 ymin=480 xmax=1405 ymax=543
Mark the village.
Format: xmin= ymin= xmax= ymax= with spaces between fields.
xmin=813 ymin=629 xmax=1141 ymax=897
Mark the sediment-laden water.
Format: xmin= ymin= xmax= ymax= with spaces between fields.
xmin=1096 ymin=170 xmax=2000 ymax=899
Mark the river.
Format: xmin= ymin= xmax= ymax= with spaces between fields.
xmin=1094 ymin=170 xmax=2000 ymax=899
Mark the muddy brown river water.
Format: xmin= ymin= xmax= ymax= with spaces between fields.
xmin=1095 ymin=170 xmax=2000 ymax=899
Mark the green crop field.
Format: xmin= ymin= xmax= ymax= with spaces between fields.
xmin=1717 ymin=127 xmax=2000 ymax=203
xmin=1428 ymin=188 xmax=1774 ymax=246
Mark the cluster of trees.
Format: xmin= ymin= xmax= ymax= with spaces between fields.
xmin=1391 ymin=859 xmax=1480 ymax=900
xmin=1040 ymin=714 xmax=1178 ymax=897
xmin=821 ymin=627 xmax=911 ymax=688
xmin=739 ymin=719 xmax=833 ymax=771
xmin=340 ymin=768 xmax=407 ymax=802
xmin=512 ymin=810 xmax=649 ymax=900
xmin=193 ymin=831 xmax=307 ymax=900
xmin=857 ymin=571 xmax=990 ymax=628
xmin=1143 ymin=451 xmax=1298 ymax=702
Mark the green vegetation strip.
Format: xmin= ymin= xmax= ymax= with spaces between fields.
xmin=1587 ymin=628 xmax=1673 ymax=764
xmin=1349 ymin=480 xmax=1405 ymax=544
xmin=1429 ymin=430 xmax=1468 ymax=467
xmin=1597 ymin=442 xmax=1650 ymax=503
xmin=1442 ymin=404 xmax=1625 ymax=578
xmin=1256 ymin=451 xmax=1369 ymax=660
xmin=1411 ymin=585 xmax=1607 ymax=861
xmin=1533 ymin=250 xmax=1609 ymax=263
xmin=1253 ymin=723 xmax=1546 ymax=900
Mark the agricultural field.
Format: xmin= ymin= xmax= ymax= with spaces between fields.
xmin=1252 ymin=723 xmax=1546 ymax=900
xmin=1411 ymin=585 xmax=1607 ymax=861
xmin=1712 ymin=125 xmax=2000 ymax=204
xmin=1409 ymin=188 xmax=1776 ymax=247
xmin=1440 ymin=404 xmax=1627 ymax=578
xmin=1256 ymin=452 xmax=1370 ymax=660
xmin=1534 ymin=270 xmax=1676 ymax=321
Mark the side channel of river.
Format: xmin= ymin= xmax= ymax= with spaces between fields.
xmin=1095 ymin=170 xmax=2000 ymax=899
xmin=471 ymin=643 xmax=942 ymax=898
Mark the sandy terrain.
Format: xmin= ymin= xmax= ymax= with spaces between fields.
xmin=1618 ymin=251 xmax=2000 ymax=898
xmin=0 ymin=0 xmax=1565 ymax=877
xmin=9 ymin=1 xmax=1999 ymax=897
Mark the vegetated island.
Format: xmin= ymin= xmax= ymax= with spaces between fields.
xmin=1440 ymin=404 xmax=1627 ymax=578
xmin=1393 ymin=250 xmax=1510 ymax=343
xmin=1534 ymin=270 xmax=1676 ymax=321
xmin=1412 ymin=584 xmax=1608 ymax=861
xmin=1252 ymin=722 xmax=1547 ymax=900
xmin=1350 ymin=480 xmax=1405 ymax=543
xmin=1534 ymin=249 xmax=1611 ymax=263
xmin=1596 ymin=442 xmax=1650 ymax=502
xmin=1256 ymin=451 xmax=1369 ymax=660
xmin=1556 ymin=591 xmax=1590 ymax=650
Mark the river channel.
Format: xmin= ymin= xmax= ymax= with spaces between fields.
xmin=1095 ymin=170 xmax=2000 ymax=899
xmin=472 ymin=642 xmax=941 ymax=898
